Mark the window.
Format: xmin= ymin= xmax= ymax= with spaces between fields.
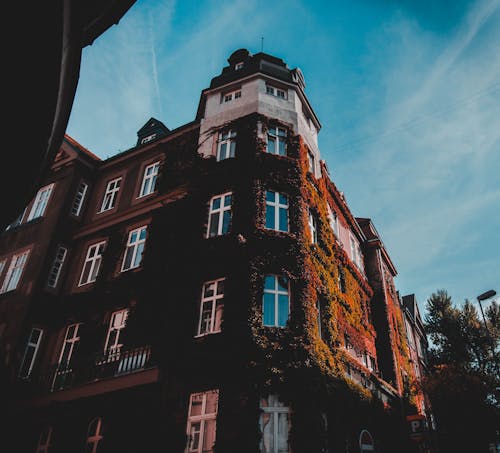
xmin=338 ymin=267 xmax=346 ymax=293
xmin=266 ymin=127 xmax=287 ymax=156
xmin=71 ymin=182 xmax=88 ymax=217
xmin=197 ymin=279 xmax=224 ymax=336
xmin=207 ymin=193 xmax=232 ymax=238
xmin=104 ymin=309 xmax=129 ymax=357
xmin=0 ymin=250 xmax=29 ymax=293
xmin=235 ymin=62 xmax=244 ymax=70
xmin=308 ymin=210 xmax=318 ymax=244
xmin=86 ymin=417 xmax=104 ymax=453
xmin=47 ymin=246 xmax=67 ymax=288
xmin=58 ymin=324 xmax=80 ymax=367
xmin=99 ymin=177 xmax=121 ymax=212
xmin=221 ymin=89 xmax=241 ymax=103
xmin=265 ymin=191 xmax=289 ymax=232
xmin=266 ymin=85 xmax=287 ymax=99
xmin=259 ymin=395 xmax=290 ymax=453
xmin=27 ymin=184 xmax=54 ymax=221
xmin=217 ymin=131 xmax=237 ymax=161
xmin=79 ymin=241 xmax=105 ymax=286
xmin=186 ymin=390 xmax=219 ymax=453
xmin=141 ymin=133 xmax=156 ymax=144
xmin=350 ymin=234 xmax=364 ymax=270
xmin=139 ymin=162 xmax=160 ymax=197
xmin=0 ymin=260 xmax=5 ymax=278
xmin=121 ymin=226 xmax=147 ymax=271
xmin=18 ymin=327 xmax=43 ymax=379
xmin=307 ymin=151 xmax=315 ymax=174
xmin=327 ymin=205 xmax=339 ymax=238
xmin=263 ymin=275 xmax=289 ymax=327
xmin=36 ymin=426 xmax=52 ymax=453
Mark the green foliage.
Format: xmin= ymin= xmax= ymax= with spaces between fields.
xmin=423 ymin=289 xmax=499 ymax=453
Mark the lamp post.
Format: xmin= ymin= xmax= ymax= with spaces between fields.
xmin=476 ymin=289 xmax=496 ymax=347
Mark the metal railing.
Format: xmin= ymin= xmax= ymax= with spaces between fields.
xmin=35 ymin=345 xmax=154 ymax=393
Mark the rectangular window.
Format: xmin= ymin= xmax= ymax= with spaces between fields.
xmin=217 ymin=130 xmax=237 ymax=161
xmin=308 ymin=210 xmax=318 ymax=244
xmin=259 ymin=395 xmax=290 ymax=453
xmin=266 ymin=127 xmax=287 ymax=156
xmin=265 ymin=191 xmax=289 ymax=232
xmin=186 ymin=390 xmax=219 ymax=453
xmin=338 ymin=267 xmax=346 ymax=293
xmin=263 ymin=275 xmax=289 ymax=327
xmin=266 ymin=85 xmax=287 ymax=99
xmin=79 ymin=241 xmax=106 ymax=286
xmin=122 ymin=226 xmax=147 ymax=271
xmin=139 ymin=162 xmax=160 ymax=197
xmin=197 ymin=279 xmax=224 ymax=336
xmin=207 ymin=193 xmax=232 ymax=238
xmin=71 ymin=182 xmax=88 ymax=217
xmin=316 ymin=300 xmax=323 ymax=340
xmin=0 ymin=250 xmax=29 ymax=293
xmin=58 ymin=323 xmax=80 ymax=367
xmin=18 ymin=327 xmax=43 ymax=379
xmin=327 ymin=205 xmax=339 ymax=238
xmin=104 ymin=309 xmax=129 ymax=357
xmin=47 ymin=246 xmax=67 ymax=288
xmin=27 ymin=184 xmax=54 ymax=221
xmin=100 ymin=177 xmax=121 ymax=212
xmin=221 ymin=89 xmax=241 ymax=103
xmin=308 ymin=151 xmax=315 ymax=174
xmin=0 ymin=260 xmax=5 ymax=278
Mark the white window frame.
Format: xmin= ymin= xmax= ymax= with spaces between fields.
xmin=87 ymin=417 xmax=104 ymax=453
xmin=0 ymin=260 xmax=5 ymax=278
xmin=235 ymin=62 xmax=244 ymax=70
xmin=99 ymin=177 xmax=121 ymax=212
xmin=196 ymin=278 xmax=225 ymax=337
xmin=327 ymin=204 xmax=339 ymax=238
xmin=104 ymin=309 xmax=129 ymax=356
xmin=308 ymin=151 xmax=315 ymax=174
xmin=266 ymin=126 xmax=287 ymax=156
xmin=259 ymin=395 xmax=290 ymax=453
xmin=186 ymin=390 xmax=219 ymax=453
xmin=57 ymin=323 xmax=81 ymax=367
xmin=221 ymin=89 xmax=241 ymax=103
xmin=47 ymin=246 xmax=67 ymax=288
xmin=79 ymin=241 xmax=106 ymax=286
xmin=308 ymin=210 xmax=318 ymax=244
xmin=36 ymin=426 xmax=52 ymax=453
xmin=141 ymin=133 xmax=157 ymax=144
xmin=139 ymin=161 xmax=160 ymax=197
xmin=71 ymin=182 xmax=88 ymax=217
xmin=262 ymin=275 xmax=290 ymax=328
xmin=216 ymin=130 xmax=237 ymax=161
xmin=206 ymin=192 xmax=232 ymax=238
xmin=265 ymin=85 xmax=287 ymax=99
xmin=18 ymin=327 xmax=43 ymax=379
xmin=27 ymin=184 xmax=54 ymax=221
xmin=121 ymin=226 xmax=147 ymax=272
xmin=6 ymin=207 xmax=27 ymax=230
xmin=265 ymin=191 xmax=289 ymax=232
xmin=0 ymin=250 xmax=29 ymax=293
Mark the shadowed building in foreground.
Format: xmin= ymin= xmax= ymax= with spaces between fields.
xmin=1 ymin=49 xmax=434 ymax=452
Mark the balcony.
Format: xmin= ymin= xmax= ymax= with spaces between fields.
xmin=22 ymin=346 xmax=158 ymax=406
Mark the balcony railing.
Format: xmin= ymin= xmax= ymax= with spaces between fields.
xmin=34 ymin=345 xmax=154 ymax=393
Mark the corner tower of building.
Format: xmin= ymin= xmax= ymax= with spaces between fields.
xmin=196 ymin=48 xmax=322 ymax=174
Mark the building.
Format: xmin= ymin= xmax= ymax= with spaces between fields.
xmin=1 ymin=49 xmax=432 ymax=452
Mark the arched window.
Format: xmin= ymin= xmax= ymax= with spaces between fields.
xmin=86 ymin=417 xmax=103 ymax=453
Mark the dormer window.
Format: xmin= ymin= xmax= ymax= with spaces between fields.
xmin=221 ymin=89 xmax=241 ymax=103
xmin=266 ymin=85 xmax=287 ymax=99
xmin=235 ymin=62 xmax=244 ymax=70
xmin=141 ymin=133 xmax=156 ymax=145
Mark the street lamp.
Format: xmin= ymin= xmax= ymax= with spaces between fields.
xmin=476 ymin=289 xmax=496 ymax=347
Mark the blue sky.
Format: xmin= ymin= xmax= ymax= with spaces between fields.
xmin=66 ymin=0 xmax=500 ymax=317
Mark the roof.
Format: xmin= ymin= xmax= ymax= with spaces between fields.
xmin=63 ymin=134 xmax=101 ymax=161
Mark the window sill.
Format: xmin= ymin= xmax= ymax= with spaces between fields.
xmin=194 ymin=331 xmax=221 ymax=339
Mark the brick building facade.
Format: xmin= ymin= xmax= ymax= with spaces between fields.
xmin=1 ymin=49 xmax=433 ymax=452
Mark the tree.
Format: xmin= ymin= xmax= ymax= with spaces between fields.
xmin=423 ymin=290 xmax=499 ymax=453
